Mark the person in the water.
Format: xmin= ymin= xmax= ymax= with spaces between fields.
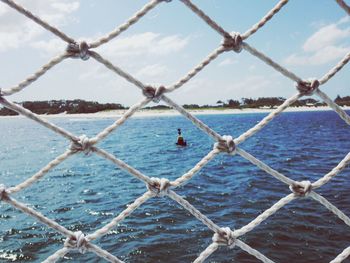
xmin=176 ymin=128 xmax=187 ymax=146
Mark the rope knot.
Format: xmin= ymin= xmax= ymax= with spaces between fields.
xmin=212 ymin=227 xmax=235 ymax=248
xmin=0 ymin=184 xmax=7 ymax=201
xmin=222 ymin=33 xmax=242 ymax=53
xmin=147 ymin=177 xmax=170 ymax=197
xmin=70 ymin=135 xmax=92 ymax=154
xmin=64 ymin=231 xmax=88 ymax=254
xmin=289 ymin=180 xmax=312 ymax=197
xmin=296 ymin=79 xmax=319 ymax=96
xmin=67 ymin=41 xmax=90 ymax=60
xmin=214 ymin=135 xmax=235 ymax=154
xmin=142 ymin=86 xmax=167 ymax=103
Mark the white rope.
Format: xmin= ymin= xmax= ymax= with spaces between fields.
xmin=236 ymin=148 xmax=295 ymax=186
xmin=234 ymin=93 xmax=302 ymax=145
xmin=0 ymin=0 xmax=74 ymax=43
xmin=87 ymin=191 xmax=153 ymax=241
xmin=167 ymin=46 xmax=226 ymax=92
xmin=319 ymin=52 xmax=350 ymax=85
xmin=89 ymin=97 xmax=151 ymax=145
xmin=242 ymin=0 xmax=289 ymax=39
xmin=242 ymin=42 xmax=302 ymax=83
xmin=45 ymin=239 xmax=124 ymax=263
xmin=179 ymin=0 xmax=230 ymax=38
xmin=92 ymin=147 xmax=153 ymax=184
xmin=4 ymin=194 xmax=75 ymax=237
xmin=315 ymin=89 xmax=350 ymax=125
xmin=335 ymin=0 xmax=350 ymax=15
xmin=233 ymin=194 xmax=296 ymax=237
xmin=1 ymin=0 xmax=350 ymax=262
xmin=162 ymin=95 xmax=223 ymax=141
xmin=89 ymin=0 xmax=162 ymax=48
xmin=90 ymin=51 xmax=146 ymax=90
xmin=235 ymin=239 xmax=275 ymax=263
xmin=42 ymin=247 xmax=70 ymax=263
xmin=171 ymin=149 xmax=220 ymax=187
xmin=8 ymin=150 xmax=74 ymax=194
xmin=1 ymin=53 xmax=69 ymax=96
xmin=0 ymin=97 xmax=79 ymax=141
xmin=168 ymin=190 xmax=223 ymax=234
xmin=193 ymin=242 xmax=219 ymax=263
xmin=313 ymin=152 xmax=350 ymax=189
xmin=310 ymin=192 xmax=350 ymax=228
xmin=330 ymin=246 xmax=350 ymax=263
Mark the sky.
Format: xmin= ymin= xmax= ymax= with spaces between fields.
xmin=0 ymin=0 xmax=349 ymax=107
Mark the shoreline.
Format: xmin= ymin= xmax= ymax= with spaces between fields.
xmin=0 ymin=106 xmax=349 ymax=119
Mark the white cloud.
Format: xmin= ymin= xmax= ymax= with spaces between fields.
xmin=99 ymin=32 xmax=189 ymax=58
xmin=0 ymin=0 xmax=80 ymax=52
xmin=285 ymin=45 xmax=349 ymax=65
xmin=0 ymin=20 xmax=42 ymax=51
xmin=77 ymin=60 xmax=124 ymax=83
xmin=169 ymin=74 xmax=278 ymax=105
xmin=136 ymin=64 xmax=169 ymax=78
xmin=0 ymin=4 xmax=8 ymax=16
xmin=285 ymin=16 xmax=350 ymax=66
xmin=303 ymin=24 xmax=349 ymax=52
xmin=249 ymin=64 xmax=256 ymax=71
xmin=217 ymin=58 xmax=237 ymax=67
xmin=338 ymin=16 xmax=350 ymax=25
xmin=30 ymin=38 xmax=66 ymax=56
xmin=51 ymin=2 xmax=80 ymax=13
xmin=227 ymin=75 xmax=272 ymax=95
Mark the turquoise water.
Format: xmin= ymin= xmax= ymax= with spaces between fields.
xmin=0 ymin=111 xmax=350 ymax=262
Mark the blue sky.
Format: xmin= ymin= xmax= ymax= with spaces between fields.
xmin=0 ymin=0 xmax=349 ymax=106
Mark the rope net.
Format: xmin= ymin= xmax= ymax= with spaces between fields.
xmin=0 ymin=0 xmax=349 ymax=262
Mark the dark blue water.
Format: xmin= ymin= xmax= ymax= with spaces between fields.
xmin=0 ymin=111 xmax=350 ymax=263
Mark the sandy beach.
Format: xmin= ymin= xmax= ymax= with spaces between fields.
xmin=1 ymin=106 xmax=349 ymax=119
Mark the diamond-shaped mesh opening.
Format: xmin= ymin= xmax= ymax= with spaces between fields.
xmin=0 ymin=118 xmax=67 ymax=187
xmin=243 ymin=110 xmax=350 ymax=179
xmin=0 ymin=217 xmax=62 ymax=261
xmin=241 ymin=199 xmax=350 ymax=262
xmin=95 ymin=1 xmax=221 ymax=86
xmin=0 ymin=1 xmax=76 ymax=97
xmin=105 ymin=115 xmax=214 ymax=178
xmin=14 ymin=59 xmax=145 ymax=103
xmin=1 ymin=0 xmax=350 ymax=262
xmin=203 ymin=51 xmax=290 ymax=100
xmin=94 ymin=199 xmax=208 ymax=262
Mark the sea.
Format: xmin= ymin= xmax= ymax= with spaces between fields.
xmin=0 ymin=110 xmax=349 ymax=263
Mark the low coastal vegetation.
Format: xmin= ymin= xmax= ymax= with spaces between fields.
xmin=145 ymin=96 xmax=350 ymax=110
xmin=0 ymin=100 xmax=125 ymax=116
xmin=1 ymin=96 xmax=349 ymax=116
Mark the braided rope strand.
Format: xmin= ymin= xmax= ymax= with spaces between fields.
xmin=234 ymin=93 xmax=302 ymax=145
xmin=242 ymin=0 xmax=289 ymax=39
xmin=0 ymin=0 xmax=74 ymax=43
xmin=167 ymin=46 xmax=226 ymax=92
xmin=335 ymin=0 xmax=350 ymax=15
xmin=89 ymin=0 xmax=161 ymax=48
xmin=8 ymin=150 xmax=75 ymax=194
xmin=1 ymin=53 xmax=69 ymax=96
xmin=319 ymin=52 xmax=350 ymax=85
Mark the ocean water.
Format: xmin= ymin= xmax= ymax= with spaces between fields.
xmin=0 ymin=111 xmax=350 ymax=263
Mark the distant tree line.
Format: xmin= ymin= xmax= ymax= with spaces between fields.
xmin=146 ymin=96 xmax=336 ymax=110
xmin=1 ymin=96 xmax=349 ymax=116
xmin=335 ymin=95 xmax=350 ymax=106
xmin=182 ymin=97 xmax=333 ymax=109
xmin=0 ymin=100 xmax=125 ymax=116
